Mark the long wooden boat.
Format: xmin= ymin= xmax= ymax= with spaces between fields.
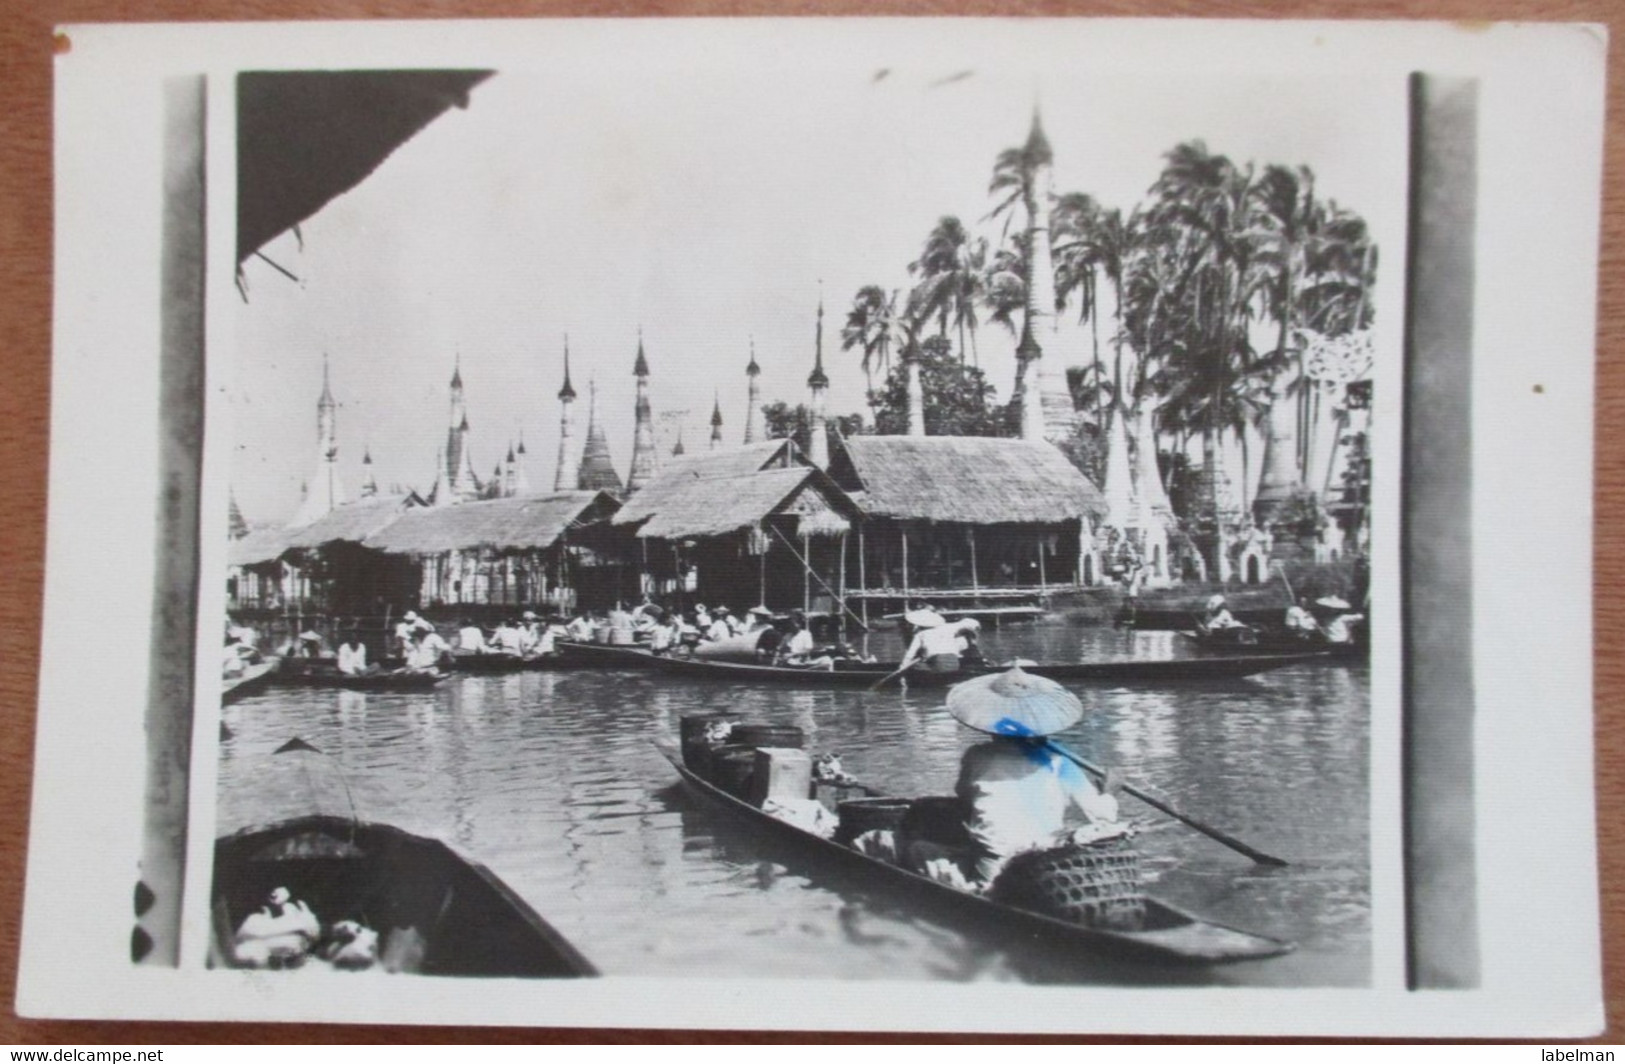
xmin=656 ymin=742 xmax=1291 ymax=965
xmin=211 ymin=812 xmax=596 ymax=977
xmin=1119 ymin=604 xmax=1283 ymax=631
xmin=1178 ymin=629 xmax=1366 ymax=662
xmin=449 ymin=650 xmax=571 ymax=674
xmin=555 ymin=639 xmax=661 ymax=668
xmin=277 ymin=660 xmax=451 ymax=692
xmin=635 ymin=648 xmax=1322 ymax=686
xmin=222 ymin=659 xmax=280 ymax=704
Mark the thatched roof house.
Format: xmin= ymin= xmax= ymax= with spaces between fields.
xmin=609 ymin=441 xmax=860 ymax=615
xmin=826 ymin=436 xmax=1108 ymax=596
xmin=363 ymin=490 xmax=619 ymax=555
xmin=829 ymin=436 xmax=1105 ymax=525
xmin=615 ymin=467 xmax=855 ymax=541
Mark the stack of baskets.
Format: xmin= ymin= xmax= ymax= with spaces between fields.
xmin=989 ymin=835 xmax=1146 ymax=931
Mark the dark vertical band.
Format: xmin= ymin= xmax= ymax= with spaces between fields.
xmin=138 ymin=76 xmax=206 ymax=967
xmin=1402 ymin=73 xmax=1479 ymax=989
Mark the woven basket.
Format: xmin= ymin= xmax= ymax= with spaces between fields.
xmin=989 ymin=836 xmax=1146 ymax=931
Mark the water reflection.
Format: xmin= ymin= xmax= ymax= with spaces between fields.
xmin=218 ymin=628 xmax=1368 ymax=985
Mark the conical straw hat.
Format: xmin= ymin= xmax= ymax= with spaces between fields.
xmin=945 ymin=666 xmax=1085 ymax=737
xmin=904 ymin=608 xmax=946 ymax=628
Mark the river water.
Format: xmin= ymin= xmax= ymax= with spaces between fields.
xmin=218 ymin=627 xmax=1369 ymax=987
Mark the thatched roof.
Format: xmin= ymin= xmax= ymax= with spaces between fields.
xmin=830 ymin=436 xmax=1106 ymax=525
xmin=364 ymin=491 xmax=617 ymax=555
xmin=284 ymin=494 xmax=421 ymax=551
xmin=656 ymin=438 xmax=801 ymax=483
xmin=613 ymin=439 xmax=803 ymax=527
xmin=617 ymin=466 xmax=856 ymax=540
xmin=229 ymin=526 xmax=292 ymax=567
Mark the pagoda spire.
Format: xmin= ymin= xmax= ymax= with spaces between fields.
xmin=576 ymin=375 xmax=623 ymax=493
xmin=627 ymin=329 xmax=657 ymax=492
xmin=554 ymin=335 xmax=577 ymax=492
xmin=293 ymin=353 xmax=344 ymax=525
xmin=807 ymin=290 xmax=830 ymax=468
xmin=742 ymin=337 xmax=762 ymax=445
xmin=1019 ymin=106 xmax=1076 ymax=444
xmin=709 ymin=390 xmax=724 ymax=450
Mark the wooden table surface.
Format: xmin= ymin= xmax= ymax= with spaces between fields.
xmin=0 ymin=1 xmax=1618 ymax=1044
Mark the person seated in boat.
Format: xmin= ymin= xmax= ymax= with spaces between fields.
xmin=955 ymin=617 xmax=988 ymax=668
xmin=494 ymin=618 xmax=527 ymax=655
xmin=753 ymin=620 xmax=784 ymax=663
xmin=565 ymin=612 xmax=595 ymax=642
xmin=518 ymin=611 xmax=545 ymax=654
xmin=395 ymin=610 xmax=434 ymax=656
xmin=899 ymin=617 xmax=979 ymax=674
xmin=458 ymin=618 xmax=490 ymax=654
xmin=336 ymin=632 xmax=374 ymax=676
xmin=535 ymin=616 xmax=567 ymax=657
xmin=777 ymin=615 xmax=833 ymax=669
xmin=1312 ymin=597 xmax=1365 ymax=644
xmin=404 ymin=625 xmax=451 ymax=673
xmin=222 ymin=636 xmax=253 ymax=677
xmin=1201 ymin=594 xmax=1247 ymax=631
xmin=232 ymin=886 xmax=321 ymax=969
xmin=705 ymin=607 xmax=733 ymax=642
xmin=1283 ymin=604 xmax=1320 ymax=638
xmin=647 ymin=610 xmax=678 ymax=655
xmin=693 ymin=603 xmax=711 ymax=632
xmin=742 ymin=605 xmax=775 ymax=634
xmin=901 ymin=604 xmax=947 ymax=644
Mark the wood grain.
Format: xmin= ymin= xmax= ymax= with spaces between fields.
xmin=0 ymin=1 xmax=1618 ymax=1044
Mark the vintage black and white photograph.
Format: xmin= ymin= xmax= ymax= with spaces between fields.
xmin=214 ymin=57 xmax=1393 ymax=987
xmin=21 ymin=19 xmax=1607 ymax=1036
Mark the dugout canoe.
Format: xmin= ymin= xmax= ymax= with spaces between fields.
xmin=656 ymin=742 xmax=1292 ymax=965
xmin=1178 ymin=628 xmax=1365 ymax=662
xmin=449 ymin=650 xmax=572 ymax=674
xmin=222 ymin=658 xmax=280 ymax=704
xmin=211 ymin=812 xmax=596 ymax=977
xmin=640 ymin=649 xmax=1322 ymax=686
xmin=276 ymin=661 xmax=451 ymax=691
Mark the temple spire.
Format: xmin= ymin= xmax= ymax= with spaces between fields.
xmin=627 ymin=330 xmax=657 ymax=492
xmin=554 ymin=335 xmax=577 ymax=492
xmin=709 ymin=390 xmax=724 ymax=449
xmin=742 ymin=337 xmax=762 ymax=445
xmin=807 ymin=290 xmax=830 ymax=468
xmin=576 ymin=375 xmax=623 ymax=493
xmin=293 ymin=353 xmax=344 ymax=525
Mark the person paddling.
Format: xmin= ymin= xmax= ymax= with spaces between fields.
xmin=907 ymin=667 xmax=1125 ymax=890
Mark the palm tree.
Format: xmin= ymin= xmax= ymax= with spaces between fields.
xmin=1248 ymin=163 xmax=1319 ymax=504
xmin=908 ymin=216 xmax=987 ymax=366
xmin=981 ymin=235 xmax=1027 ymax=337
xmin=842 ymin=285 xmax=896 ymax=415
xmin=1144 ymin=142 xmax=1265 ymax=526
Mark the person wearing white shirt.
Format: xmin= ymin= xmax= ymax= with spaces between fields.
xmin=405 ymin=628 xmax=451 ymax=671
xmin=705 ymin=607 xmax=732 ymax=642
xmin=336 ymin=634 xmax=371 ymax=676
xmin=458 ymin=622 xmax=488 ymax=654
xmin=900 ymin=618 xmax=978 ymax=673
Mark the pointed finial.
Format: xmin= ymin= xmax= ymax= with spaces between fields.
xmin=747 ymin=336 xmax=760 ymax=377
xmin=711 ymin=390 xmax=723 ymax=426
xmin=451 ymin=352 xmax=463 ymax=388
xmin=517 ymin=429 xmax=527 ymax=455
xmin=319 ymin=352 xmax=334 ymax=403
xmin=1025 ymin=104 xmax=1053 ymax=164
xmin=362 ymin=443 xmax=373 ymax=465
xmin=558 ymin=334 xmax=576 ymax=400
xmin=808 ymin=286 xmax=829 ymax=389
xmin=634 ymin=328 xmax=649 ymax=377
xmin=460 ymin=412 xmax=470 ymax=432
xmin=506 ymin=440 xmax=516 ymax=463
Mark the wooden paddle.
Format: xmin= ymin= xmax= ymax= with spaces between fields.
xmin=1041 ymin=738 xmax=1289 ymax=867
xmin=868 ymin=659 xmax=917 ymax=691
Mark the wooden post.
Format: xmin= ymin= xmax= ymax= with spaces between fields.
xmin=759 ymin=527 xmax=767 ymax=607
xmin=1038 ymin=531 xmax=1048 ymax=589
xmin=802 ymin=531 xmax=811 ymax=616
xmin=858 ymin=526 xmax=868 ymax=629
xmin=968 ymin=526 xmax=979 ymax=591
xmin=901 ymin=524 xmax=910 ymax=601
xmin=838 ymin=530 xmax=849 ymax=639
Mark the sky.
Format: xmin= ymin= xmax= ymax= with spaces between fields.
xmin=229 ymin=50 xmax=1406 ymax=526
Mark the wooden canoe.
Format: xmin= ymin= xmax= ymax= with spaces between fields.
xmin=276 ymin=661 xmax=451 ymax=691
xmin=449 ymin=650 xmax=572 ymax=674
xmin=641 ymin=649 xmax=1324 ymax=686
xmin=1178 ymin=628 xmax=1366 ymax=662
xmin=211 ymin=813 xmax=596 ymax=977
xmin=656 ymin=742 xmax=1292 ymax=965
xmin=222 ymin=658 xmax=280 ymax=704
